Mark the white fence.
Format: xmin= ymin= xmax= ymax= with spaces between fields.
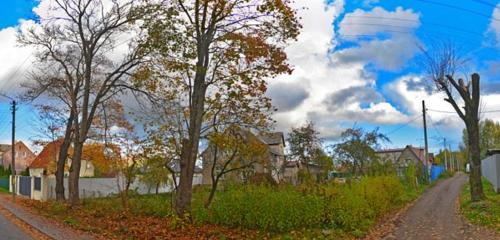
xmin=15 ymin=175 xmax=202 ymax=201
xmin=481 ymin=154 xmax=500 ymax=193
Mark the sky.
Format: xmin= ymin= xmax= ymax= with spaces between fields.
xmin=1 ymin=0 xmax=500 ymax=154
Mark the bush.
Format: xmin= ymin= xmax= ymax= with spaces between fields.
xmin=323 ymin=176 xmax=406 ymax=233
xmin=197 ymin=185 xmax=324 ymax=232
xmin=195 ymin=175 xmax=414 ymax=235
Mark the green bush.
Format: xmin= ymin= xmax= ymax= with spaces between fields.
xmin=323 ymin=176 xmax=406 ymax=233
xmin=198 ymin=185 xmax=324 ymax=232
xmin=195 ymin=175 xmax=414 ymax=235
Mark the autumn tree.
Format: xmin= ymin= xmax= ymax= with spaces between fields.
xmin=420 ymin=43 xmax=485 ymax=201
xmin=203 ymin=125 xmax=268 ymax=207
xmin=138 ymin=0 xmax=300 ymax=217
xmin=19 ymin=0 xmax=148 ymax=205
xmin=332 ymin=127 xmax=389 ymax=176
xmin=287 ymin=121 xmax=323 ymax=173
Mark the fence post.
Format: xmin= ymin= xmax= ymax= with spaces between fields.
xmin=30 ymin=176 xmax=35 ymax=200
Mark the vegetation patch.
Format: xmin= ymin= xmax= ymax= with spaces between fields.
xmin=19 ymin=175 xmax=424 ymax=239
xmin=460 ymin=178 xmax=500 ymax=232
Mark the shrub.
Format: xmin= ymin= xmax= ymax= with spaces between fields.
xmin=199 ymin=185 xmax=324 ymax=232
xmin=323 ymin=176 xmax=405 ymax=233
xmin=195 ymin=175 xmax=413 ymax=235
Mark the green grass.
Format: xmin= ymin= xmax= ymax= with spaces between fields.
xmin=31 ymin=176 xmax=426 ymax=239
xmin=460 ymin=178 xmax=500 ymax=232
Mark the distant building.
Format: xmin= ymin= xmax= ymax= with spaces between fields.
xmin=376 ymin=145 xmax=433 ymax=176
xmin=29 ymin=139 xmax=95 ymax=178
xmin=0 ymin=141 xmax=36 ymax=172
xmin=201 ymin=131 xmax=286 ymax=184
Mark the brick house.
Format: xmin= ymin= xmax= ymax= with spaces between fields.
xmin=0 ymin=141 xmax=36 ymax=172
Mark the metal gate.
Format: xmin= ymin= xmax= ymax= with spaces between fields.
xmin=19 ymin=176 xmax=31 ymax=197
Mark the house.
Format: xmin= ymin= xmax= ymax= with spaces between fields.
xmin=29 ymin=139 xmax=95 ymax=177
xmin=0 ymin=141 xmax=36 ymax=172
xmin=283 ymin=161 xmax=324 ymax=185
xmin=201 ymin=130 xmax=286 ymax=185
xmin=376 ymin=145 xmax=433 ymax=176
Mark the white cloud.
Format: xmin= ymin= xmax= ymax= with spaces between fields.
xmin=488 ymin=4 xmax=500 ymax=47
xmin=271 ymin=1 xmax=421 ymax=139
xmin=0 ymin=25 xmax=35 ymax=97
xmin=334 ymin=7 xmax=421 ymax=71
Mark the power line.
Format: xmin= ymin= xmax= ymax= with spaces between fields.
xmin=427 ymin=109 xmax=456 ymax=114
xmin=471 ymin=0 xmax=500 ymax=9
xmin=384 ymin=114 xmax=422 ymax=136
xmin=416 ymin=0 xmax=500 ymax=22
xmin=342 ymin=16 xmax=485 ymax=37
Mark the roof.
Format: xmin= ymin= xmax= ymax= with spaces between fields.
xmin=486 ymin=149 xmax=500 ymax=157
xmin=258 ymin=132 xmax=285 ymax=146
xmin=376 ymin=145 xmax=431 ymax=165
xmin=30 ymin=139 xmax=63 ymax=169
xmin=0 ymin=144 xmax=11 ymax=152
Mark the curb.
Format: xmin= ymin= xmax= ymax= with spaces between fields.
xmin=0 ymin=197 xmax=93 ymax=240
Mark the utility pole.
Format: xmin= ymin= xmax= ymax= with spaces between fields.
xmin=11 ymin=100 xmax=16 ymax=200
xmin=422 ymin=100 xmax=429 ymax=183
xmin=444 ymin=138 xmax=448 ymax=171
xmin=448 ymin=145 xmax=457 ymax=171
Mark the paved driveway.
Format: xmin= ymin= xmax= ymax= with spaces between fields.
xmin=0 ymin=209 xmax=32 ymax=240
xmin=385 ymin=173 xmax=498 ymax=240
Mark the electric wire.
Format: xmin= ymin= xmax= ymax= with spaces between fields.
xmin=384 ymin=114 xmax=422 ymax=136
xmin=416 ymin=0 xmax=500 ymax=22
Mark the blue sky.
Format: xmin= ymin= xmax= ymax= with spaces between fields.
xmin=1 ymin=0 xmax=500 ymax=154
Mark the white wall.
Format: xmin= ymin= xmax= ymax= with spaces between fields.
xmin=39 ymin=174 xmax=203 ymax=200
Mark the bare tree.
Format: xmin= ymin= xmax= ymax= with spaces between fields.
xmin=420 ymin=43 xmax=485 ymax=201
xmin=19 ymin=0 xmax=148 ymax=206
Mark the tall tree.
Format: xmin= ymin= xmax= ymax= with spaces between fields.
xmin=19 ymin=0 xmax=147 ymax=205
xmin=332 ymin=127 xmax=389 ymax=176
xmin=139 ymin=0 xmax=301 ymax=217
xmin=420 ymin=43 xmax=485 ymax=201
xmin=287 ymin=121 xmax=322 ymax=172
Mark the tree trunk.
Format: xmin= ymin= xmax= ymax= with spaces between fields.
xmin=467 ymin=121 xmax=485 ymax=201
xmin=68 ymin=142 xmax=83 ymax=206
xmin=467 ymin=73 xmax=485 ymax=202
xmin=175 ymin=77 xmax=207 ymax=218
xmin=205 ymin=177 xmax=219 ymax=208
xmin=55 ymin=111 xmax=74 ymax=201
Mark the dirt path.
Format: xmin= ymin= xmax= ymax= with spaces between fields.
xmin=383 ymin=173 xmax=498 ymax=240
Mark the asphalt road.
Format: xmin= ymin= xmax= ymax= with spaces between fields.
xmin=385 ymin=173 xmax=498 ymax=240
xmin=0 ymin=210 xmax=31 ymax=240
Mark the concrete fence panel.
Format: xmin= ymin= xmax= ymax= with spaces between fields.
xmin=481 ymin=154 xmax=500 ymax=193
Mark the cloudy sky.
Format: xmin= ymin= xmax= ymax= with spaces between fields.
xmin=1 ymin=0 xmax=500 ymax=153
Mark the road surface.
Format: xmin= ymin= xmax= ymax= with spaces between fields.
xmin=0 ymin=209 xmax=32 ymax=240
xmin=385 ymin=173 xmax=498 ymax=240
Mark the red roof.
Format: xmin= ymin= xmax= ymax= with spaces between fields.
xmin=30 ymin=139 xmax=63 ymax=169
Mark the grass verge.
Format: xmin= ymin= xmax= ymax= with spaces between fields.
xmin=460 ymin=177 xmax=499 ymax=232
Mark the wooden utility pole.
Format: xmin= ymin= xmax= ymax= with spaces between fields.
xmin=11 ymin=100 xmax=16 ymax=200
xmin=444 ymin=138 xmax=448 ymax=171
xmin=422 ymin=100 xmax=429 ymax=183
